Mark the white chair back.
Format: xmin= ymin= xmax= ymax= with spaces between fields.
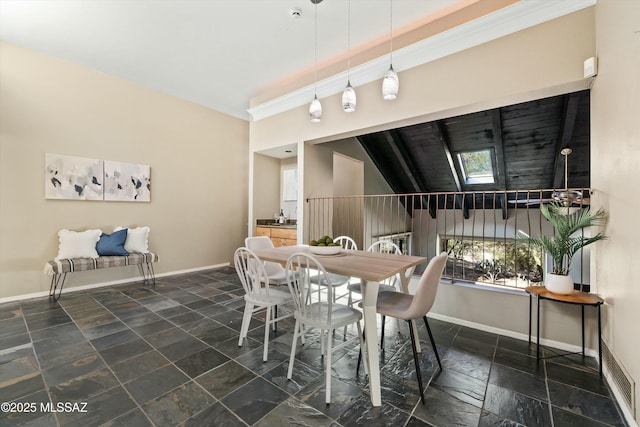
xmin=402 ymin=252 xmax=448 ymax=319
xmin=234 ymin=247 xmax=273 ymax=302
xmin=286 ymin=252 xmax=336 ymax=326
xmin=367 ymin=240 xmax=401 ymax=255
xmin=334 ymin=235 xmax=357 ymax=250
xmin=245 ymin=236 xmax=286 ymax=279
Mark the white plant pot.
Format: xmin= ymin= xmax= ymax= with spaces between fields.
xmin=545 ymin=273 xmax=575 ymax=295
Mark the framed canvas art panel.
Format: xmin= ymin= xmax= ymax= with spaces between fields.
xmin=104 ymin=160 xmax=151 ymax=202
xmin=45 ymin=153 xmax=104 ymax=200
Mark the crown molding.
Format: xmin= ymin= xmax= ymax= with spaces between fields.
xmin=247 ymin=0 xmax=595 ymax=122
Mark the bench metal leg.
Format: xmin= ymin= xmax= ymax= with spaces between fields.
xmin=49 ymin=273 xmax=67 ymax=301
xmin=138 ymin=262 xmax=157 ymax=285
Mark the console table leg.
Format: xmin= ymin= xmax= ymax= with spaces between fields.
xmin=528 ymin=294 xmax=532 ymax=345
xmin=536 ymin=296 xmax=540 ymax=362
xmin=598 ymin=305 xmax=603 ymax=377
xmin=581 ymin=305 xmax=585 ymax=358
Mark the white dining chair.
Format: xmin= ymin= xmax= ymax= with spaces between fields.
xmin=234 ymin=247 xmax=293 ymax=362
xmin=285 ymin=251 xmax=365 ymax=404
xmin=245 ymin=236 xmax=288 ymax=286
xmin=309 ymin=235 xmax=358 ymax=304
xmin=358 ymin=252 xmax=448 ymax=403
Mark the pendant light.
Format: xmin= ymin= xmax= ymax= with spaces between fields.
xmin=382 ymin=0 xmax=399 ymax=100
xmin=309 ymin=1 xmax=322 ymax=122
xmin=342 ymin=0 xmax=356 ymax=112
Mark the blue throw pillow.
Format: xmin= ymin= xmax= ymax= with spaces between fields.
xmin=96 ymin=229 xmax=129 ymax=256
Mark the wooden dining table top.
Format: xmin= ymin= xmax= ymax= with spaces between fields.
xmin=251 ymin=245 xmax=426 ymax=283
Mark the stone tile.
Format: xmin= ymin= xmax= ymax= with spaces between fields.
xmin=546 ymin=361 xmax=610 ymax=396
xmin=548 ymin=380 xmax=625 ymax=426
xmin=0 ymin=317 xmax=28 ymax=339
xmin=90 ymin=328 xmax=139 ymax=351
xmin=99 ymin=338 xmax=154 ymax=365
xmin=80 ymin=320 xmax=128 ymax=340
xmin=142 ymin=381 xmax=215 ymax=426
xmin=0 ymin=371 xmax=45 ymax=401
xmin=493 ymin=346 xmax=544 ymax=377
xmin=168 ymin=310 xmax=205 ymax=327
xmin=550 ymin=406 xmax=617 ymax=427
xmin=0 ymin=355 xmax=39 ymax=383
xmin=180 ymin=402 xmax=244 ymax=427
xmin=221 ymin=377 xmax=290 ymax=425
xmin=30 ymin=322 xmax=86 ymax=355
xmin=0 ymin=332 xmax=30 ymax=352
xmin=74 ymin=312 xmax=118 ymax=330
xmin=195 ymin=360 xmax=256 ymax=399
xmin=156 ymin=336 xmax=209 ymax=362
xmin=121 ymin=311 xmax=163 ymax=328
xmin=24 ymin=308 xmax=72 ymax=331
xmin=49 ymin=368 xmax=119 ymax=401
xmin=483 ymin=383 xmax=551 ymax=426
xmin=145 ymin=327 xmax=192 ymax=349
xmin=0 ymin=389 xmax=51 ymax=426
xmin=256 ymin=397 xmax=336 ymax=427
xmin=175 ymin=347 xmax=229 ymax=378
xmin=55 ymin=385 xmax=136 ymax=426
xmin=337 ymin=393 xmax=411 ymax=427
xmin=431 ymin=365 xmax=487 ymax=407
xmin=124 ymin=364 xmax=189 ymax=405
xmin=263 ymin=360 xmax=322 ymax=396
xmin=296 ymin=375 xmax=366 ymax=420
xmin=478 ymin=410 xmax=526 ymax=426
xmin=489 ymin=363 xmax=548 ymax=402
xmin=155 ymin=305 xmax=192 ymax=319
xmin=42 ymin=351 xmax=106 ymax=386
xmin=109 ymin=350 xmax=170 ymax=383
xmin=441 ymin=347 xmax=492 ymax=382
xmin=0 ymin=343 xmax=34 ymax=364
xmin=0 ymin=303 xmax=22 ymax=320
xmin=412 ymin=383 xmax=482 ymax=427
xmin=102 ymin=408 xmax=153 ymax=427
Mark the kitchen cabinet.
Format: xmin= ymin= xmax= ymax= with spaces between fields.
xmin=255 ymin=226 xmax=296 ymax=247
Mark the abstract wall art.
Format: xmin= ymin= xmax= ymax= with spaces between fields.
xmin=104 ymin=160 xmax=151 ymax=202
xmin=45 ymin=153 xmax=104 ymax=200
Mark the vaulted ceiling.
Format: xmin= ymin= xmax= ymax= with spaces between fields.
xmin=357 ymin=90 xmax=590 ymax=214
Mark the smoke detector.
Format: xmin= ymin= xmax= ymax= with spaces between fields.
xmin=290 ymin=7 xmax=302 ymax=18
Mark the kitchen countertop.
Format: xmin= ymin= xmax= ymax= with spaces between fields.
xmin=256 ymin=219 xmax=297 ymax=229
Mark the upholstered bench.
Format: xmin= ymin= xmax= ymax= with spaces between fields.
xmin=44 ymin=226 xmax=158 ymax=300
xmin=44 ymin=253 xmax=159 ymax=300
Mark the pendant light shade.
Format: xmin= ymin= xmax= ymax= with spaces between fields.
xmin=309 ymin=1 xmax=322 ymax=122
xmin=382 ymin=65 xmax=399 ymax=100
xmin=382 ymin=0 xmax=398 ymax=101
xmin=342 ymin=81 xmax=356 ymax=112
xmin=309 ymin=95 xmax=322 ymax=122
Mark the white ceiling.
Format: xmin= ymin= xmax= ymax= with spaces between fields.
xmin=0 ymin=0 xmax=595 ymax=121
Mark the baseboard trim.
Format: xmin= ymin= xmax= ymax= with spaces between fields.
xmin=0 ymin=263 xmax=230 ymax=304
xmin=427 ymin=311 xmax=599 ymax=359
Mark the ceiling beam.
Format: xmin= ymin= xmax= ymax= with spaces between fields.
xmin=552 ymin=93 xmax=580 ymax=188
xmin=491 ymin=109 xmax=507 ymax=189
xmin=432 ymin=121 xmax=462 ymax=192
xmin=383 ymin=130 xmax=425 ymax=193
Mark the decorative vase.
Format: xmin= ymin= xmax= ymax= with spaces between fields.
xmin=545 ymin=273 xmax=575 ymax=295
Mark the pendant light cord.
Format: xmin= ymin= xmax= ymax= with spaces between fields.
xmin=347 ymin=0 xmax=351 ymax=80
xmin=314 ymin=2 xmax=318 ymax=94
xmin=389 ymin=0 xmax=393 ymax=65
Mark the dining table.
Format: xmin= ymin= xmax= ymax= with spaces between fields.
xmin=251 ymin=244 xmax=426 ymax=407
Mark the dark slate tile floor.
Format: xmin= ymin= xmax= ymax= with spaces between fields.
xmin=0 ymin=267 xmax=629 ymax=426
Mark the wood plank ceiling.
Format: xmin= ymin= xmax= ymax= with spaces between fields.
xmin=357 ymin=90 xmax=590 ymax=215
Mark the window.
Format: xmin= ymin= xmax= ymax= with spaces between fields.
xmin=442 ymin=237 xmax=544 ymax=289
xmin=458 ymin=150 xmax=495 ymax=184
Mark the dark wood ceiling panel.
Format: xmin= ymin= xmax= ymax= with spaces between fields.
xmin=356 ymin=90 xmax=590 ymax=209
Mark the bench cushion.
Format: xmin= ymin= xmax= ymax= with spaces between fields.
xmin=44 ymin=252 xmax=158 ymax=275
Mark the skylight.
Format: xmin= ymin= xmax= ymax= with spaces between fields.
xmin=458 ymin=150 xmax=495 ymax=184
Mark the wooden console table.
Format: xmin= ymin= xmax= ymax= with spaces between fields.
xmin=525 ymin=286 xmax=604 ymax=376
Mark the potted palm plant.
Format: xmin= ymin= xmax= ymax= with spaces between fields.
xmin=517 ymin=202 xmax=607 ymax=294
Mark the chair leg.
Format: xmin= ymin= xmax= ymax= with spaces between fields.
xmin=423 ymin=316 xmax=442 ymax=370
xmin=380 ymin=315 xmax=386 ymax=351
xmin=407 ymin=320 xmax=425 ymax=404
xmin=238 ymin=302 xmax=252 ymax=347
xmin=273 ymin=305 xmax=277 ymax=331
xmin=287 ymin=320 xmax=300 ymax=379
xmin=356 ymin=328 xmax=365 ymax=375
xmin=356 ymin=320 xmax=368 ymax=375
xmin=263 ymin=306 xmax=272 ymax=362
xmin=325 ymin=328 xmax=333 ymax=404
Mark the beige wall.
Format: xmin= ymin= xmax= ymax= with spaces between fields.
xmin=251 ymin=6 xmax=597 ymax=341
xmin=250 ymin=2 xmax=640 ymax=409
xmin=0 ymin=42 xmax=249 ymax=300
xmin=592 ymin=0 xmax=640 ymax=420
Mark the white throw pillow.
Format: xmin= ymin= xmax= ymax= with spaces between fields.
xmin=55 ymin=229 xmax=102 ymax=260
xmin=114 ymin=226 xmax=150 ymax=253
